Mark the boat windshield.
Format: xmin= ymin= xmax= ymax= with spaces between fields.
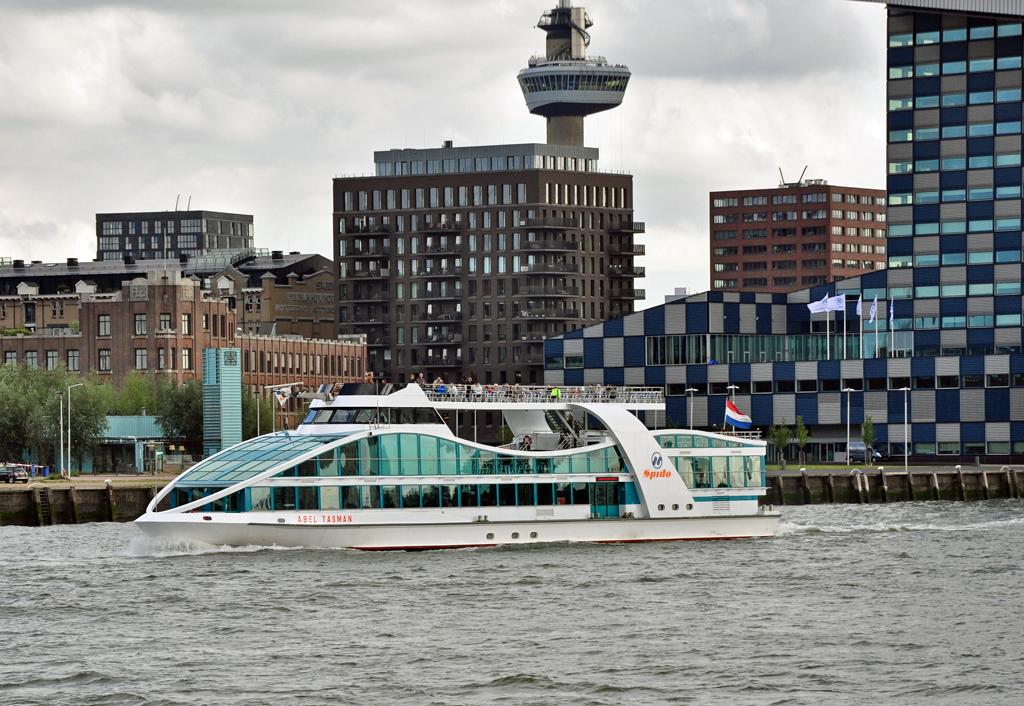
xmin=174 ymin=433 xmax=342 ymax=485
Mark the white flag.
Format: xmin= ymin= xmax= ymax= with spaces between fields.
xmin=869 ymin=296 xmax=877 ymax=323
xmin=827 ymin=294 xmax=846 ymax=312
xmin=856 ymin=295 xmax=863 ymax=317
xmin=889 ymin=299 xmax=895 ymax=325
xmin=807 ymin=293 xmax=828 ymax=314
xmin=274 ymin=390 xmax=288 ymax=409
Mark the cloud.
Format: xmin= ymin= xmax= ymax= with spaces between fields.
xmin=0 ymin=0 xmax=888 ymax=303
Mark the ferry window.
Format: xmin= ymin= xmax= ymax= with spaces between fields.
xmin=551 ymin=455 xmax=570 ymax=474
xmin=421 ymin=485 xmax=441 ymax=507
xmin=459 ymin=445 xmax=478 ymax=474
xmin=210 ymin=493 xmax=224 ymax=512
xmin=536 ymin=458 xmax=552 ymax=474
xmin=479 ymin=450 xmax=496 ymax=475
xmin=729 ymin=457 xmax=746 ymax=487
xmin=331 ymin=409 xmax=358 ymax=423
xmin=460 ymin=484 xmax=479 ymax=507
xmin=498 ymin=484 xmax=516 ymax=506
xmin=399 ymin=434 xmax=419 ymax=475
xmin=712 ymin=457 xmax=729 ymax=487
xmin=318 ymin=450 xmax=339 ymax=476
xmin=660 ymin=436 xmax=675 ymax=448
xmin=172 ymin=488 xmax=189 ymax=508
xmin=588 ymin=448 xmax=605 ymax=473
xmin=361 ymin=486 xmax=381 ymax=509
xmin=554 ymin=483 xmax=571 ymax=505
xmin=313 ymin=410 xmax=333 ymax=423
xmin=401 ymin=485 xmax=421 ymax=508
xmin=416 ymin=408 xmax=443 ymax=424
xmin=303 ymin=410 xmax=318 ymax=424
xmin=674 ymin=457 xmax=694 ymax=487
xmin=298 ymin=487 xmax=319 ymax=510
xmin=517 ymin=457 xmax=533 ymax=474
xmin=394 ymin=408 xmax=416 ymax=424
xmin=250 ymin=487 xmax=272 ymax=511
xmin=498 ymin=456 xmax=515 ymax=475
xmin=382 ymin=485 xmax=401 ymax=508
xmin=441 ymin=485 xmax=458 ymax=507
xmin=694 ymin=458 xmax=711 ymax=487
xmin=342 ymin=486 xmax=360 ymax=509
xmin=608 ymin=448 xmax=624 ymax=473
xmin=420 ymin=437 xmax=439 ymax=475
xmin=479 ymin=484 xmax=497 ymax=506
xmin=745 ymin=457 xmax=762 ymax=486
xmin=340 ymin=444 xmax=359 ymax=476
xmin=536 ymin=483 xmax=553 ymax=505
xmin=353 ymin=409 xmax=377 ymax=424
xmin=225 ymin=491 xmax=243 ymax=512
xmin=297 ymin=459 xmax=317 ymax=477
xmin=273 ymin=487 xmax=296 ymax=511
xmin=320 ymin=486 xmax=340 ymax=510
xmin=359 ymin=438 xmax=379 ymax=475
xmin=378 ymin=436 xmax=400 ymax=475
xmin=439 ymin=439 xmax=459 ymax=474
xmin=518 ymin=484 xmax=536 ymax=506
xmin=571 ymin=483 xmax=590 ymax=505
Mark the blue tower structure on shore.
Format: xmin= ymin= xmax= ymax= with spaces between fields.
xmin=203 ymin=348 xmax=242 ymax=457
xmin=517 ymin=0 xmax=631 ymax=146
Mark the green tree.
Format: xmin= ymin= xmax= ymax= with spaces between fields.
xmin=766 ymin=418 xmax=792 ymax=471
xmin=242 ymin=383 xmax=274 ymax=440
xmin=156 ymin=378 xmax=204 ymax=454
xmin=861 ymin=414 xmax=875 ymax=448
xmin=107 ymin=369 xmax=160 ymax=415
xmin=794 ymin=415 xmax=811 ymax=465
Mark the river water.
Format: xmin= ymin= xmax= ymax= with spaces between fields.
xmin=0 ymin=501 xmax=1022 ymax=706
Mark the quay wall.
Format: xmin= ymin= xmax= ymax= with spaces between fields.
xmin=1 ymin=472 xmax=1020 ymax=527
xmin=0 ymin=486 xmax=170 ymax=527
xmin=764 ymin=469 xmax=1022 ymax=506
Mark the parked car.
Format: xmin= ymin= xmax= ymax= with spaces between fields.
xmin=0 ymin=465 xmax=30 ymax=483
xmin=847 ymin=442 xmax=883 ymax=464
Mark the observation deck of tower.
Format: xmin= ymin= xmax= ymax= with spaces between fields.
xmin=517 ymin=0 xmax=631 ymax=147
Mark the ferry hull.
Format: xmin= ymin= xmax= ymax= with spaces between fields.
xmin=134 ymin=513 xmax=780 ymax=550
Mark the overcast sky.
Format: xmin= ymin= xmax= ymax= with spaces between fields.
xmin=0 ymin=0 xmax=887 ymax=304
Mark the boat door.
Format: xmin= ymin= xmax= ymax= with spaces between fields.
xmin=591 ymin=481 xmax=620 ymax=518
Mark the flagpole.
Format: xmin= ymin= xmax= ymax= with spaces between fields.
xmin=843 ymin=304 xmax=847 ymax=360
xmin=826 ymin=308 xmax=830 ymax=360
xmin=859 ymin=298 xmax=864 ymax=359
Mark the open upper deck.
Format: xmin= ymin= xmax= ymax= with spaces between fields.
xmin=420 ymin=384 xmax=664 ymax=411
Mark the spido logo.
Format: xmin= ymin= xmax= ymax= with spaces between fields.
xmin=644 ymin=453 xmax=671 ymax=479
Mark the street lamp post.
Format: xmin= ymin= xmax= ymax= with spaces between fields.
xmin=57 ymin=391 xmax=64 ymax=478
xmin=67 ymin=383 xmax=83 ymax=475
xmin=842 ymin=387 xmax=854 ymax=467
xmin=686 ymin=387 xmax=698 ymax=430
xmin=899 ymin=386 xmax=911 ymax=475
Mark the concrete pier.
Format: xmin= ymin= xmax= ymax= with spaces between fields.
xmin=1 ymin=485 xmax=168 ymax=526
xmin=766 ymin=468 xmax=1023 ymax=506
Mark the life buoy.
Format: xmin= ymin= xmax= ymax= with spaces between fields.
xmin=522 ymin=435 xmax=533 ymax=450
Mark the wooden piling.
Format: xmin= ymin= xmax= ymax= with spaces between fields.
xmin=31 ymin=488 xmax=44 ymax=527
xmin=801 ymin=471 xmax=811 ymax=504
xmin=880 ymin=473 xmax=889 ymax=504
xmin=956 ymin=467 xmax=966 ymax=501
xmin=906 ymin=472 xmax=916 ymax=502
xmin=775 ymin=476 xmax=785 ymax=505
xmin=825 ymin=474 xmax=835 ymax=504
xmin=931 ymin=473 xmax=940 ymax=501
xmin=105 ymin=483 xmax=117 ymax=522
xmin=980 ymin=471 xmax=990 ymax=500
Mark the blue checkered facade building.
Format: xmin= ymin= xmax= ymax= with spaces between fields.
xmin=545 ymin=1 xmax=1024 ymax=461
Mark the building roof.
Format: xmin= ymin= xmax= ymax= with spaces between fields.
xmin=852 ymin=0 xmax=1024 ymax=16
xmin=96 ymin=209 xmax=253 ymax=222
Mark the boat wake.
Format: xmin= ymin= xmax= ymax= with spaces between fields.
xmin=777 ymin=514 xmax=1024 ymax=536
xmin=123 ymin=535 xmax=300 ymax=558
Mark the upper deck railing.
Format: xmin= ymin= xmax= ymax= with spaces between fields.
xmin=422 ymin=384 xmax=664 ymax=405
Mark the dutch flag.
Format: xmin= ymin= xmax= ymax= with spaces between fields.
xmin=725 ymin=399 xmax=752 ymax=430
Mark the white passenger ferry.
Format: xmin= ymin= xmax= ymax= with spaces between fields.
xmin=136 ymin=384 xmax=779 ymax=549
